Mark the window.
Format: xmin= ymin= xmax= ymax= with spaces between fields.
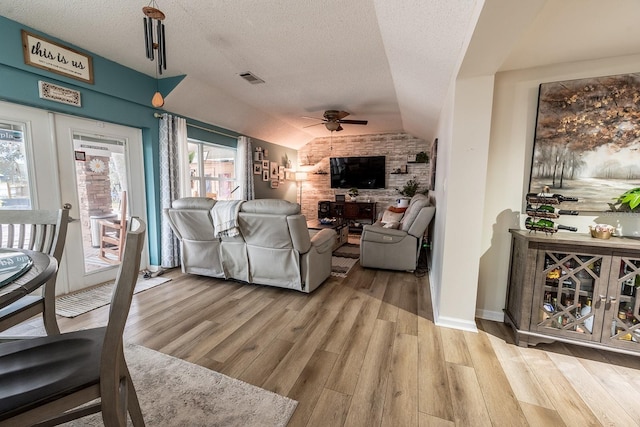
xmin=188 ymin=140 xmax=237 ymax=200
xmin=0 ymin=121 xmax=32 ymax=209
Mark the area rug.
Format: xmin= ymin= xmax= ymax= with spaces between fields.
xmin=61 ymin=343 xmax=297 ymax=427
xmin=55 ymin=275 xmax=171 ymax=318
xmin=331 ymin=243 xmax=360 ymax=278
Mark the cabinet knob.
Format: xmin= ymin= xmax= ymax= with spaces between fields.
xmin=609 ymin=296 xmax=617 ymax=304
xmin=599 ymin=295 xmax=607 ymax=303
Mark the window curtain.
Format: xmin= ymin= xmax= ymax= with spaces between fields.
xmin=159 ymin=113 xmax=189 ymax=268
xmin=236 ymin=136 xmax=255 ymax=200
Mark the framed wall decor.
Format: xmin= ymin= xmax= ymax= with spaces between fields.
xmin=270 ymin=180 xmax=279 ymax=189
xmin=262 ymin=160 xmax=269 ymax=170
xmin=253 ymin=163 xmax=262 ymax=174
xmin=529 ymin=73 xmax=640 ymax=212
xmin=270 ymin=162 xmax=278 ymax=177
xmin=22 ymin=30 xmax=94 ymax=84
xmin=262 ymin=169 xmax=269 ymax=181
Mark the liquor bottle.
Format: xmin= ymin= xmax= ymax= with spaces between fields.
xmin=525 ymin=204 xmax=579 ymax=218
xmin=525 ymin=217 xmax=578 ymax=233
xmin=525 ymin=192 xmax=579 ymax=205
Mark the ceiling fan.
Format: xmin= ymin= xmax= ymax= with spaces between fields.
xmin=303 ymin=110 xmax=368 ymax=132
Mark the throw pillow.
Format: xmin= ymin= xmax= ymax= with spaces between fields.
xmin=381 ymin=208 xmax=404 ymax=224
xmin=388 ymin=206 xmax=408 ymax=213
xmin=382 ymin=221 xmax=401 ymax=229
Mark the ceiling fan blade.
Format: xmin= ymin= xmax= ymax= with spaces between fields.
xmin=336 ymin=124 xmax=344 ymax=132
xmin=301 ymin=116 xmax=325 ymax=121
xmin=303 ymin=122 xmax=324 ymax=128
xmin=335 ymin=110 xmax=350 ymax=120
xmin=338 ymin=119 xmax=368 ymax=125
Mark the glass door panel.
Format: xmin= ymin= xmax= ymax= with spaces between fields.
xmin=0 ymin=120 xmax=32 ymax=210
xmin=537 ymin=251 xmax=603 ymax=340
xmin=607 ymin=257 xmax=640 ymax=347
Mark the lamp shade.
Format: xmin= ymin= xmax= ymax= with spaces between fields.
xmin=152 ymin=91 xmax=165 ymax=108
xmin=325 ymin=121 xmax=340 ymax=131
xmin=294 ymin=171 xmax=307 ymax=182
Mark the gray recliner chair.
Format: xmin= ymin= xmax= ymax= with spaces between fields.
xmin=360 ymin=194 xmax=435 ymax=271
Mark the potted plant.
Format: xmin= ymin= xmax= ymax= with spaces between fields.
xmin=415 ymin=151 xmax=429 ymax=163
xmin=396 ymin=176 xmax=427 ymax=198
xmin=608 ymin=187 xmax=640 ymax=212
xmin=348 ymin=187 xmax=359 ymax=201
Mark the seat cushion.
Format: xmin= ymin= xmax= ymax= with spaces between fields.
xmin=0 ymin=328 xmax=105 ymax=420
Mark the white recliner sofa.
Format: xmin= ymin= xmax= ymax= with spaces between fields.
xmin=360 ymin=193 xmax=435 ymax=271
xmin=164 ymin=197 xmax=336 ymax=293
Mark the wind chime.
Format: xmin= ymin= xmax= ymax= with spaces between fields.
xmin=142 ymin=2 xmax=167 ymax=107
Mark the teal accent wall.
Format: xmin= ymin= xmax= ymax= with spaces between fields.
xmin=0 ymin=15 xmax=190 ymax=265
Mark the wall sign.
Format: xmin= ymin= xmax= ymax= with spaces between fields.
xmin=38 ymin=81 xmax=81 ymax=106
xmin=22 ymin=30 xmax=94 ymax=84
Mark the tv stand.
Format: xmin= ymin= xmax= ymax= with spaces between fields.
xmin=321 ymin=201 xmax=376 ymax=233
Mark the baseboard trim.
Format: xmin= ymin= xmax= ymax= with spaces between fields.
xmin=434 ymin=315 xmax=478 ymax=333
xmin=475 ymin=309 xmax=504 ymax=322
xmin=429 ymin=277 xmax=478 ymax=333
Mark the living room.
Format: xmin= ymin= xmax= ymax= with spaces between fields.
xmin=2 ymin=1 xmax=640 ymax=425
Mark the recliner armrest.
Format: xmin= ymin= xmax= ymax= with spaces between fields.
xmin=361 ymin=224 xmax=408 ymax=244
xmin=310 ymin=228 xmax=336 ymax=254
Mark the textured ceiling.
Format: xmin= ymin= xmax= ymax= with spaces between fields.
xmin=1 ymin=1 xmax=640 ymax=148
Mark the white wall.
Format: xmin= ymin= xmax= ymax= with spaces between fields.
xmin=477 ymin=53 xmax=640 ymax=320
xmin=431 ymin=74 xmax=495 ymax=331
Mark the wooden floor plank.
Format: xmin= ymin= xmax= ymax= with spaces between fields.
xmin=260 ymin=307 xmax=340 ymax=395
xmin=305 ymin=388 xmax=351 ymax=427
xmin=546 ymin=348 xmax=638 ymax=426
xmin=217 ymin=309 xmax=298 ymax=378
xmin=381 ymin=332 xmax=419 ymax=427
xmin=440 ymin=325 xmax=473 ymax=367
xmin=518 ymin=345 xmax=602 ymax=426
xmin=324 ymin=296 xmax=382 ymax=395
xmin=519 ymin=401 xmax=566 ymax=426
xmin=446 ymin=363 xmax=492 ymax=427
xmin=343 ymin=318 xmax=395 ymax=427
xmin=478 ymin=320 xmax=554 ymax=409
xmin=417 ymin=316 xmax=454 ymax=421
xmin=286 ymin=349 xmax=339 ymax=427
xmin=418 ymin=412 xmax=455 ymax=427
xmin=463 ymin=329 xmax=528 ymax=426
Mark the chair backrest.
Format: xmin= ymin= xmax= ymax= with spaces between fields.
xmin=0 ymin=208 xmax=69 ymax=264
xmin=103 ymin=217 xmax=146 ymax=352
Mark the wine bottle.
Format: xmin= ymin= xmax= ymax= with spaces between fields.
xmin=525 ymin=192 xmax=579 ymax=205
xmin=525 ymin=217 xmax=578 ymax=233
xmin=525 ymin=204 xmax=579 ymax=218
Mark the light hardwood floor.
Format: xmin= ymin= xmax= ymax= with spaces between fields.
xmin=36 ymin=265 xmax=640 ymax=425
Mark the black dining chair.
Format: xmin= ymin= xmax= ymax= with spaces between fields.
xmin=0 ymin=217 xmax=146 ymax=426
xmin=0 ymin=208 xmax=69 ymax=335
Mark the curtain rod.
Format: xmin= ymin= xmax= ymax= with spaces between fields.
xmin=153 ymin=112 xmax=238 ymax=139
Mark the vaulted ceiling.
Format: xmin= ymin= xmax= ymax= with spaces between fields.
xmin=2 ymin=1 xmax=640 ymax=148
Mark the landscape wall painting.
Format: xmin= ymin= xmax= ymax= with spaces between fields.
xmin=529 ymin=73 xmax=640 ymax=212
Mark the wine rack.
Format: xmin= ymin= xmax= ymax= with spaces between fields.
xmin=524 ymin=190 xmax=579 ymax=233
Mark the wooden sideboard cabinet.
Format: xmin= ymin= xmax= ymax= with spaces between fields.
xmin=325 ymin=201 xmax=376 ymax=233
xmin=505 ymin=229 xmax=640 ymax=355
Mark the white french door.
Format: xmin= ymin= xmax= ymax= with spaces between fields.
xmin=0 ymin=101 xmax=148 ymax=294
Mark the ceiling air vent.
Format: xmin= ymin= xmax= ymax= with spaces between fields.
xmin=239 ymin=71 xmax=265 ymax=84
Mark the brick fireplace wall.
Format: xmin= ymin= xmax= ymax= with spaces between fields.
xmin=297 ymin=132 xmax=430 ymax=221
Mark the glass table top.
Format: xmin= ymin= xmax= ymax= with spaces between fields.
xmin=0 ymin=249 xmax=33 ymax=288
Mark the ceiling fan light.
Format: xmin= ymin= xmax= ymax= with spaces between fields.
xmin=152 ymin=91 xmax=165 ymax=108
xmin=325 ymin=121 xmax=340 ymax=131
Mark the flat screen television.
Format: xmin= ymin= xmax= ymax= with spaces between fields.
xmin=330 ymin=156 xmax=386 ymax=189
